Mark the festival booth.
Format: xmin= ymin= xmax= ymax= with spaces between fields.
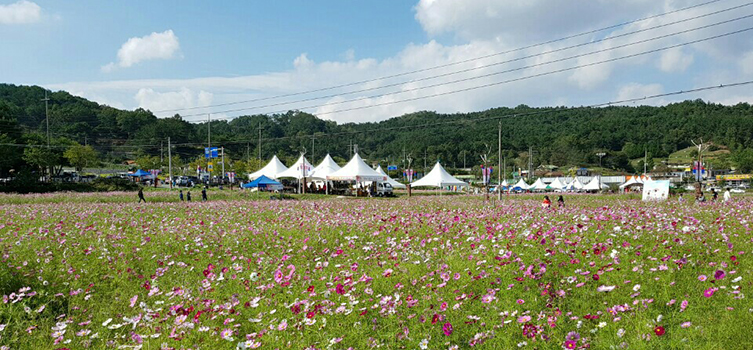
xmin=248 ymin=155 xmax=288 ymax=180
xmin=494 ymin=179 xmax=510 ymax=192
xmin=566 ymin=178 xmax=585 ymax=192
xmin=548 ymin=178 xmax=566 ymax=191
xmin=128 ymin=169 xmax=154 ymax=184
xmin=309 ymin=154 xmax=342 ymax=195
xmin=410 ymin=162 xmax=468 ymax=192
xmin=275 ymin=155 xmax=314 ymax=193
xmin=529 ymin=178 xmax=549 ymax=191
xmin=327 ymin=154 xmax=388 ymax=196
xmin=512 ymin=178 xmax=530 ymax=192
xmin=582 ymin=176 xmax=608 ymax=192
xmin=242 ymin=175 xmax=283 ymax=191
xmin=619 ymin=175 xmax=651 ymax=193
xmin=375 ymin=165 xmax=407 ymax=189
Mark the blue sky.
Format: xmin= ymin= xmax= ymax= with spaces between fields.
xmin=2 ymin=0 xmax=753 ymax=123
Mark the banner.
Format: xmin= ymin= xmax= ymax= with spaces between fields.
xmin=205 ymin=147 xmax=219 ymax=159
xmin=642 ymin=180 xmax=670 ymax=201
xmin=208 ymin=162 xmax=214 ymax=171
xmin=692 ymin=161 xmax=706 ymax=181
xmin=716 ymin=174 xmax=751 ymax=181
xmin=387 ymin=165 xmax=398 ymax=171
xmin=481 ymin=166 xmax=493 ymax=185
xmin=404 ymin=169 xmax=415 ymax=182
xmin=226 ymin=172 xmax=235 ymax=183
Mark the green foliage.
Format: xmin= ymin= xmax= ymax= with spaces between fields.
xmin=63 ymin=144 xmax=98 ymax=171
xmin=2 ymin=84 xmax=753 ymax=179
xmin=732 ymin=148 xmax=753 ymax=173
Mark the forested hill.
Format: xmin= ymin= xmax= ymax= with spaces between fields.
xmin=2 ymin=83 xmax=753 ymax=176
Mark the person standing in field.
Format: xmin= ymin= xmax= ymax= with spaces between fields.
xmin=138 ymin=188 xmax=146 ymax=203
xmin=202 ymin=186 xmax=208 ymax=202
xmin=179 ymin=190 xmax=184 ymax=201
xmin=724 ymin=188 xmax=731 ymax=202
xmin=557 ymin=195 xmax=565 ymax=207
xmin=187 ymin=191 xmax=192 ymax=202
xmin=678 ymin=193 xmax=684 ymax=203
xmin=712 ymin=189 xmax=718 ymax=201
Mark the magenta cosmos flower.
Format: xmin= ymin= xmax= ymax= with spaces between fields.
xmin=714 ymin=270 xmax=726 ymax=280
xmin=443 ymin=322 xmax=453 ymax=336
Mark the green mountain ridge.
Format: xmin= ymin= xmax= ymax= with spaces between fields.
xmin=2 ymin=83 xmax=753 ymax=177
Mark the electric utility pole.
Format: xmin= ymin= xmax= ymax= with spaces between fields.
xmin=498 ymin=121 xmax=502 ymax=201
xmin=311 ymin=134 xmax=316 ymax=163
xmin=258 ymin=122 xmax=263 ymax=162
xmin=41 ymin=91 xmax=51 ymax=181
xmin=168 ymin=137 xmax=172 ymax=189
xmin=480 ymin=144 xmax=492 ymax=201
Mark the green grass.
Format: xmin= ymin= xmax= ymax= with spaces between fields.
xmin=0 ymin=194 xmax=751 ymax=349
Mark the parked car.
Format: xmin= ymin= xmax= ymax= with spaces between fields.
xmin=730 ymin=188 xmax=745 ymax=193
xmin=175 ymin=176 xmax=195 ymax=187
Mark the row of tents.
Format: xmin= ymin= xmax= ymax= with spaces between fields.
xmin=497 ymin=176 xmax=609 ymax=192
xmin=247 ymin=154 xmax=469 ymax=190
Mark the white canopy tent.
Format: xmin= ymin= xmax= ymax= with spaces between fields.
xmin=375 ymin=165 xmax=407 ymax=189
xmin=276 ymin=155 xmax=314 ymax=180
xmin=494 ymin=179 xmax=510 ymax=192
xmin=327 ymin=154 xmax=387 ymax=182
xmin=566 ymin=178 xmax=584 ymax=191
xmin=582 ymin=176 xmax=609 ymax=191
xmin=530 ymin=178 xmax=549 ymax=191
xmin=549 ymin=178 xmax=566 ymax=191
xmin=410 ymin=162 xmax=468 ymax=188
xmin=512 ymin=178 xmax=530 ymax=190
xmin=248 ymin=155 xmax=288 ymax=180
xmin=619 ymin=175 xmax=651 ymax=190
xmin=309 ymin=154 xmax=342 ymax=180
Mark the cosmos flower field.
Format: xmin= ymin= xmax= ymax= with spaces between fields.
xmin=0 ymin=193 xmax=752 ymax=349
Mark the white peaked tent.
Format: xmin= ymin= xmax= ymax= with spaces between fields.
xmin=530 ymin=178 xmax=549 ymax=191
xmin=327 ymin=154 xmax=387 ymax=182
xmin=410 ymin=162 xmax=468 ymax=188
xmin=619 ymin=175 xmax=651 ymax=190
xmin=512 ymin=178 xmax=530 ymax=190
xmin=567 ymin=178 xmax=584 ymax=191
xmin=495 ymin=179 xmax=510 ymax=192
xmin=582 ymin=177 xmax=608 ymax=191
xmin=309 ymin=154 xmax=342 ymax=180
xmin=248 ymin=155 xmax=288 ymax=180
xmin=549 ymin=178 xmax=566 ymax=190
xmin=375 ymin=165 xmax=407 ymax=189
xmin=276 ymin=155 xmax=314 ymax=179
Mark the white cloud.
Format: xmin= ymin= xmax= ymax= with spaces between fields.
xmin=0 ymin=0 xmax=40 ymax=24
xmin=741 ymin=51 xmax=753 ymax=75
xmin=658 ymin=48 xmax=694 ymax=72
xmin=134 ymin=88 xmax=213 ymax=115
xmin=617 ymin=83 xmax=664 ymax=103
xmin=50 ymin=0 xmax=753 ymax=123
xmin=103 ymin=30 xmax=181 ymax=72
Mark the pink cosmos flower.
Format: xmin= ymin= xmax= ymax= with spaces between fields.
xmin=274 ymin=270 xmax=284 ymax=284
xmin=443 ymin=322 xmax=453 ymax=336
xmin=681 ymin=322 xmax=692 ymax=328
xmin=698 ymin=275 xmax=707 ymax=282
xmin=703 ymin=288 xmax=715 ymax=298
xmin=563 ymin=340 xmax=577 ymax=349
xmin=714 ymin=270 xmax=726 ymax=280
xmin=129 ymin=295 xmax=138 ymax=308
xmin=680 ymin=300 xmax=688 ymax=311
xmin=517 ymin=315 xmax=531 ymax=323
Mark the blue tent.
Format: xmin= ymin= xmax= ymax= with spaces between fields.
xmin=129 ymin=169 xmax=150 ymax=177
xmin=242 ymin=175 xmax=283 ymax=191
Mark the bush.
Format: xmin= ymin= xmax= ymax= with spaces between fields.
xmin=0 ymin=174 xmax=139 ymax=193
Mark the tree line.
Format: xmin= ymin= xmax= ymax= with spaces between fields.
xmin=2 ymin=83 xmax=753 ymax=181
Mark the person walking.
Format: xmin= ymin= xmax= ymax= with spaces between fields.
xmin=187 ymin=191 xmax=192 ymax=202
xmin=138 ymin=188 xmax=146 ymax=203
xmin=202 ymin=186 xmax=208 ymax=202
xmin=712 ymin=189 xmax=718 ymax=201
xmin=179 ymin=190 xmax=184 ymax=201
xmin=724 ymin=188 xmax=731 ymax=202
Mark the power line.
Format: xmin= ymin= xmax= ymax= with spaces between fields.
xmin=152 ymin=0 xmax=727 ymax=114
xmin=178 ymin=2 xmax=753 ymax=119
xmin=180 ymin=21 xmax=753 ymax=122
xmin=165 ymin=80 xmax=753 ymax=147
